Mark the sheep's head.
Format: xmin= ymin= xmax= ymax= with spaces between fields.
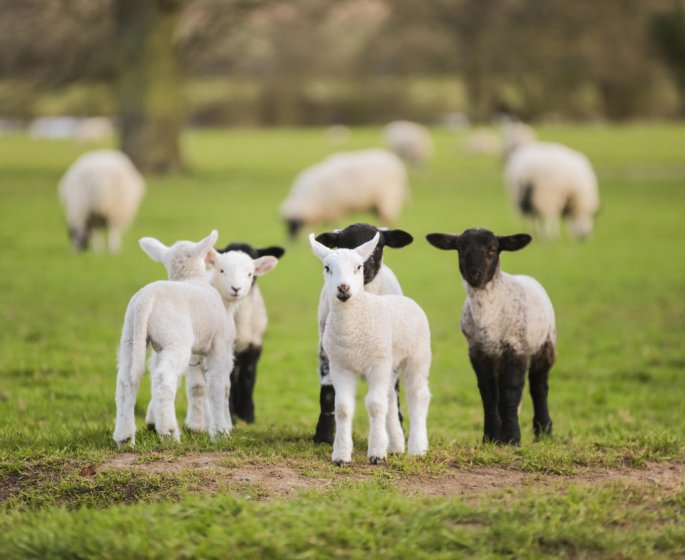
xmin=314 ymin=223 xmax=412 ymax=285
xmin=426 ymin=228 xmax=531 ymax=289
xmin=219 ymin=242 xmax=285 ymax=287
xmin=139 ymin=230 xmax=218 ymax=281
xmin=206 ymin=249 xmax=278 ymax=302
xmin=309 ymin=232 xmax=380 ymax=303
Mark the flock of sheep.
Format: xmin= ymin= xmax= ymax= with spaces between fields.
xmin=57 ymin=120 xmax=599 ymax=464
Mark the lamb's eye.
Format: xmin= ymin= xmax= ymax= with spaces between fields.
xmin=248 ymin=272 xmax=253 ymax=278
xmin=324 ymin=265 xmax=330 ymax=273
xmin=356 ymin=265 xmax=362 ymax=271
xmin=220 ymin=269 xmax=224 ymax=274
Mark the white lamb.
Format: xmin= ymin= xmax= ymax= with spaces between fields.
xmin=426 ymin=228 xmax=555 ymax=445
xmin=504 ymin=141 xmax=600 ymax=240
xmin=384 ymin=120 xmax=433 ymax=166
xmin=137 ymin=236 xmax=280 ymax=434
xmin=309 ymin=232 xmax=431 ymax=465
xmin=311 ymin=223 xmax=413 ymax=445
xmin=280 ymin=148 xmax=408 ymax=239
xmin=58 ymin=149 xmax=145 ymax=253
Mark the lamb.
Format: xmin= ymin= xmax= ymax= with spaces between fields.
xmin=58 ymin=149 xmax=145 ymax=253
xmin=312 ymin=223 xmax=413 ymax=444
xmin=504 ymin=140 xmax=600 ymax=240
xmin=426 ymin=228 xmax=555 ymax=445
xmin=217 ymin=242 xmax=286 ymax=424
xmin=138 ymin=235 xmax=281 ymax=433
xmin=280 ymin=149 xmax=409 ymax=239
xmin=384 ymin=120 xmax=433 ymax=166
xmin=309 ymin=232 xmax=431 ymax=465
xmin=113 ymin=230 xmax=278 ymax=446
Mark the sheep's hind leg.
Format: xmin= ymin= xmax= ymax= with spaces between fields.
xmin=152 ymin=348 xmax=190 ymax=442
xmin=497 ymin=346 xmax=527 ymax=445
xmin=185 ymin=359 xmax=207 ymax=432
xmin=234 ymin=345 xmax=261 ymax=423
xmin=313 ymin=344 xmax=336 ymax=444
xmin=469 ymin=347 xmax=501 ymax=444
xmin=386 ymin=378 xmax=405 ymax=454
xmin=365 ymin=364 xmax=392 ymax=464
xmin=331 ymin=368 xmax=356 ymax=465
xmin=402 ymin=360 xmax=430 ymax=456
xmin=529 ymin=340 xmax=555 ymax=439
xmin=113 ymin=371 xmax=142 ymax=447
xmin=205 ymin=348 xmax=233 ymax=440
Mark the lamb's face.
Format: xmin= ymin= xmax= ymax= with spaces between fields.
xmin=426 ymin=228 xmax=532 ymax=290
xmin=309 ymin=231 xmax=381 ymax=303
xmin=321 ymin=250 xmax=366 ymax=302
xmin=207 ymin=250 xmax=278 ymax=302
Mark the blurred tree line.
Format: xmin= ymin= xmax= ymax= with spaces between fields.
xmin=0 ymin=0 xmax=683 ymax=171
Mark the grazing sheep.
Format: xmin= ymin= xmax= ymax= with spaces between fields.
xmin=280 ymin=149 xmax=409 ymax=239
xmin=426 ymin=228 xmax=555 ymax=445
xmin=312 ymin=223 xmax=413 ymax=444
xmin=139 ymin=236 xmax=280 ymax=432
xmin=218 ymin=242 xmax=286 ymax=424
xmin=384 ymin=120 xmax=433 ymax=166
xmin=504 ymin=141 xmax=600 ymax=240
xmin=309 ymin=232 xmax=431 ymax=465
xmin=58 ymin=149 xmax=145 ymax=253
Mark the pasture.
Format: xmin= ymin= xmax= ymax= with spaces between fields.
xmin=0 ymin=125 xmax=684 ymax=558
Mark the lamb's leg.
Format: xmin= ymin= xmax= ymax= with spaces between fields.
xmin=386 ymin=378 xmax=405 ymax=454
xmin=365 ymin=364 xmax=392 ymax=464
xmin=152 ymin=348 xmax=190 ymax=442
xmin=497 ymin=347 xmax=527 ymax=445
xmin=107 ymin=226 xmax=122 ymax=254
xmin=331 ymin=367 xmax=356 ymax=465
xmin=113 ymin=370 xmax=141 ymax=447
xmin=401 ymin=360 xmax=430 ymax=456
xmin=234 ymin=345 xmax=261 ymax=423
xmin=529 ymin=340 xmax=555 ymax=439
xmin=228 ymin=358 xmax=240 ymax=421
xmin=469 ymin=347 xmax=501 ymax=443
xmin=393 ymin=377 xmax=403 ymax=427
xmin=145 ymin=352 xmax=160 ymax=430
xmin=205 ymin=348 xmax=233 ymax=440
xmin=185 ymin=359 xmax=207 ymax=432
xmin=313 ymin=343 xmax=336 ymax=444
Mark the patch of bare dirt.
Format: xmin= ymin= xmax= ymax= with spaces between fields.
xmin=101 ymin=454 xmax=684 ymax=499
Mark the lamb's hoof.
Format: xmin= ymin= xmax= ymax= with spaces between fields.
xmin=159 ymin=430 xmax=181 ymax=443
xmin=534 ymin=419 xmax=553 ymax=440
xmin=185 ymin=422 xmax=207 ymax=433
xmin=313 ymin=415 xmax=335 ymax=444
xmin=368 ymin=456 xmax=386 ymax=465
xmin=332 ymin=459 xmax=350 ymax=467
xmin=115 ymin=436 xmax=134 ymax=449
xmin=146 ymin=423 xmax=156 ymax=431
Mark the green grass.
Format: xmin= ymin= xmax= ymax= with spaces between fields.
xmin=0 ymin=124 xmax=684 ymax=558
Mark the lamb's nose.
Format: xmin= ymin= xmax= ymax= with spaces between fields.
xmin=338 ymin=283 xmax=350 ymax=295
xmin=231 ymin=286 xmax=240 ymax=295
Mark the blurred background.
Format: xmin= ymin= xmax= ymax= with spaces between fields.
xmin=1 ymin=0 xmax=684 ymax=173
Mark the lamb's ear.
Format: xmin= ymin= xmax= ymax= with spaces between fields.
xmin=309 ymin=233 xmax=331 ymax=261
xmin=194 ymin=229 xmax=219 ymax=257
xmin=205 ymin=248 xmax=220 ymax=267
xmin=253 ymin=256 xmax=278 ymax=276
xmin=426 ymin=233 xmax=460 ymax=251
xmin=256 ymin=246 xmax=286 ymax=260
xmin=498 ymin=234 xmax=532 ymax=252
xmin=314 ymin=231 xmax=340 ymax=248
xmin=380 ymin=228 xmax=413 ymax=248
xmin=139 ymin=237 xmax=168 ymax=262
xmin=355 ymin=232 xmax=380 ymax=262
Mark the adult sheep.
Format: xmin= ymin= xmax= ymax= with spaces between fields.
xmin=280 ymin=149 xmax=409 ymax=239
xmin=58 ymin=149 xmax=145 ymax=253
xmin=384 ymin=120 xmax=433 ymax=166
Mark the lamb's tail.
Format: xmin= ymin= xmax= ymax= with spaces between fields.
xmin=117 ymin=293 xmax=153 ymax=386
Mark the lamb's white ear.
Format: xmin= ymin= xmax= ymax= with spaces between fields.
xmin=194 ymin=229 xmax=219 ymax=256
xmin=253 ymin=256 xmax=278 ymax=276
xmin=139 ymin=237 xmax=168 ymax=262
xmin=205 ymin=248 xmax=220 ymax=267
xmin=355 ymin=232 xmax=380 ymax=262
xmin=308 ymin=233 xmax=331 ymax=261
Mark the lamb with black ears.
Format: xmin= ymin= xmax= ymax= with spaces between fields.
xmin=426 ymin=228 xmax=556 ymax=445
xmin=312 ymin=223 xmax=413 ymax=444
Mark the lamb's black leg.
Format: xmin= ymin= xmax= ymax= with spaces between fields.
xmin=228 ymin=361 xmax=241 ymax=421
xmin=313 ymin=344 xmax=336 ymax=444
xmin=529 ymin=340 xmax=555 ymax=439
xmin=497 ymin=346 xmax=527 ymax=445
xmin=469 ymin=347 xmax=501 ymax=443
xmin=234 ymin=345 xmax=261 ymax=423
xmin=394 ymin=379 xmax=403 ymax=428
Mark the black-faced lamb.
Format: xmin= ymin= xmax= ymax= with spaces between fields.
xmin=426 ymin=228 xmax=555 ymax=445
xmin=280 ymin=149 xmax=408 ymax=239
xmin=310 ymin=232 xmax=431 ymax=465
xmin=311 ymin=223 xmax=413 ymax=444
xmin=58 ymin=149 xmax=145 ymax=253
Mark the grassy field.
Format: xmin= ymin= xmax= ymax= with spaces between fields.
xmin=0 ymin=124 xmax=684 ymax=558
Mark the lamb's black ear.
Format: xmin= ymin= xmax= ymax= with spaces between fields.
xmin=257 ymin=246 xmax=286 ymax=259
xmin=498 ymin=234 xmax=532 ymax=252
xmin=315 ymin=231 xmax=340 ymax=248
xmin=426 ymin=233 xmax=459 ymax=251
xmin=381 ymin=229 xmax=413 ymax=248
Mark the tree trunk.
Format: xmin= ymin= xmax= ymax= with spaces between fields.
xmin=115 ymin=0 xmax=183 ymax=174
